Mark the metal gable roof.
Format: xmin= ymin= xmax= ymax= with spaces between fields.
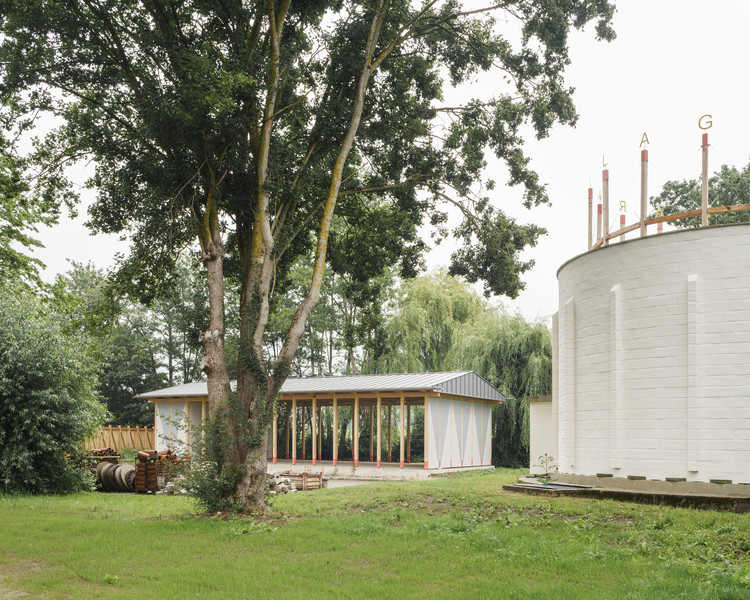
xmin=138 ymin=371 xmax=505 ymax=402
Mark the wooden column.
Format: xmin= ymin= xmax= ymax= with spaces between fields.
xmin=587 ymin=187 xmax=593 ymax=249
xmin=301 ymin=404 xmax=306 ymax=460
xmin=399 ymin=393 xmax=405 ymax=468
xmin=369 ymin=405 xmax=374 ymax=462
xmin=272 ymin=401 xmax=278 ymax=464
xmin=201 ymin=400 xmax=206 ymax=443
xmin=292 ymin=397 xmax=297 ymax=465
xmin=602 ymin=169 xmax=610 ymax=246
xmin=406 ymin=404 xmax=411 ymax=463
xmin=701 ymin=133 xmax=709 ymax=226
xmin=353 ymin=393 xmax=360 ymax=467
xmin=333 ymin=394 xmax=338 ymax=466
xmin=640 ymin=149 xmax=648 ymax=237
xmin=186 ymin=402 xmax=191 ymax=456
xmin=423 ymin=394 xmax=429 ymax=469
xmin=596 ymin=202 xmax=602 ymax=244
xmin=317 ymin=405 xmax=322 ymax=461
xmin=387 ymin=404 xmax=392 ymax=462
xmin=311 ymin=396 xmax=317 ymax=466
xmin=285 ymin=404 xmax=290 ymax=459
xmin=376 ymin=393 xmax=382 ymax=468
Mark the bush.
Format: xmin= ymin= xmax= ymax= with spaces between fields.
xmin=0 ymin=287 xmax=106 ymax=493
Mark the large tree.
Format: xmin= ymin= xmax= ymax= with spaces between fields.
xmin=1 ymin=0 xmax=614 ymax=508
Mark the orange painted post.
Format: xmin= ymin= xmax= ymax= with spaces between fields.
xmin=620 ymin=213 xmax=626 ymax=241
xmin=376 ymin=393 xmax=382 ymax=468
xmin=332 ymin=394 xmax=338 ymax=466
xmin=292 ymin=397 xmax=297 ymax=465
xmin=353 ymin=393 xmax=360 ymax=467
xmin=301 ymin=404 xmax=306 ymax=460
xmin=311 ymin=396 xmax=317 ymax=466
xmin=587 ymin=187 xmax=593 ymax=249
xmin=399 ymin=393 xmax=405 ymax=469
xmin=369 ymin=405 xmax=374 ymax=462
xmin=640 ymin=149 xmax=648 ymax=237
xmin=317 ymin=405 xmax=322 ymax=461
xmin=702 ymin=133 xmax=709 ymax=226
xmin=387 ymin=404 xmax=392 ymax=463
xmin=406 ymin=405 xmax=411 ymax=463
xmin=602 ymin=169 xmax=610 ymax=246
xmin=272 ymin=401 xmax=278 ymax=465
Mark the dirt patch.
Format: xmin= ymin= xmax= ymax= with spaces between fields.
xmin=0 ymin=556 xmax=43 ymax=599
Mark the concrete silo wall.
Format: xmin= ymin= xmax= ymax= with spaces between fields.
xmin=553 ymin=223 xmax=750 ymax=484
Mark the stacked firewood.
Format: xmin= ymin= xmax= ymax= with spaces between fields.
xmin=90 ymin=447 xmax=119 ymax=458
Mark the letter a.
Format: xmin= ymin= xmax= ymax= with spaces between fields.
xmin=639 ymin=132 xmax=650 ymax=148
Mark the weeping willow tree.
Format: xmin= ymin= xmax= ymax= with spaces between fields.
xmin=450 ymin=310 xmax=551 ymax=468
xmin=379 ymin=273 xmax=551 ymax=467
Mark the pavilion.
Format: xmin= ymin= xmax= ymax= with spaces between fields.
xmin=138 ymin=371 xmax=505 ymax=470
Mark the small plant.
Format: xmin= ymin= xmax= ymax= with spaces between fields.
xmin=103 ymin=574 xmax=119 ymax=585
xmin=536 ymin=453 xmax=557 ymax=485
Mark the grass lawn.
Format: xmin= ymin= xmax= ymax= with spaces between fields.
xmin=1 ymin=469 xmax=748 ymax=599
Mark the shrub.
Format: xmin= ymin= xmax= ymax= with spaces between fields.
xmin=0 ymin=287 xmax=106 ymax=493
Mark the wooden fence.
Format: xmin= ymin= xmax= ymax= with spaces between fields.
xmin=87 ymin=425 xmax=155 ymax=452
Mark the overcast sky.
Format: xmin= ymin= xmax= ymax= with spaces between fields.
xmin=31 ymin=1 xmax=750 ymax=322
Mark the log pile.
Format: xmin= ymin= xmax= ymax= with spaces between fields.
xmin=90 ymin=447 xmax=119 ymax=457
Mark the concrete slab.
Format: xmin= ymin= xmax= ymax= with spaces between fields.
xmin=268 ymin=459 xmax=493 ymax=481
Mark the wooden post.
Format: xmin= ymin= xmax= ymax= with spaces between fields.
xmin=187 ymin=403 xmax=192 ymax=455
xmin=620 ymin=213 xmax=626 ymax=241
xmin=702 ymin=133 xmax=709 ymax=226
xmin=285 ymin=403 xmax=290 ymax=459
xmin=292 ymin=396 xmax=297 ymax=465
xmin=272 ymin=401 xmax=278 ymax=464
xmin=406 ymin=404 xmax=411 ymax=463
xmin=301 ymin=404 xmax=306 ymax=460
xmin=602 ymin=169 xmax=610 ymax=246
xmin=587 ymin=187 xmax=593 ymax=249
xmin=353 ymin=393 xmax=359 ymax=467
xmin=399 ymin=393 xmax=405 ymax=469
xmin=333 ymin=394 xmax=338 ymax=466
xmin=201 ymin=400 xmax=206 ymax=444
xmin=369 ymin=405 xmax=374 ymax=462
xmin=311 ymin=396 xmax=317 ymax=466
xmin=169 ymin=402 xmax=173 ymax=450
xmin=640 ymin=149 xmax=648 ymax=237
xmin=317 ymin=405 xmax=322 ymax=461
xmin=423 ymin=394 xmax=429 ymax=469
xmin=155 ymin=404 xmax=158 ymax=448
xmin=387 ymin=404 xmax=392 ymax=463
xmin=596 ymin=202 xmax=602 ymax=244
xmin=376 ymin=393 xmax=382 ymax=468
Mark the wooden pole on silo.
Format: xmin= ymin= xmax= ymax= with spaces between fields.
xmin=602 ymin=169 xmax=610 ymax=246
xmin=596 ymin=202 xmax=602 ymax=244
xmin=588 ymin=187 xmax=593 ymax=249
xmin=640 ymin=149 xmax=648 ymax=237
xmin=701 ymin=133 xmax=709 ymax=226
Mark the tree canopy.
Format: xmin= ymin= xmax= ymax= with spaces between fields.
xmin=651 ymin=161 xmax=750 ymax=228
xmin=0 ymin=0 xmax=614 ymax=508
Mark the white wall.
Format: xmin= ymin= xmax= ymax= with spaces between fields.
xmin=528 ymin=401 xmax=553 ymax=474
xmin=555 ymin=223 xmax=750 ymax=483
xmin=426 ymin=397 xmax=492 ymax=469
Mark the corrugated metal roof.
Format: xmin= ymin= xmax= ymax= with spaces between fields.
xmin=138 ymin=371 xmax=505 ymax=402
